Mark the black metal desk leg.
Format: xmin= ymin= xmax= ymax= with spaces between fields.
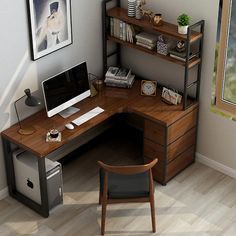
xmin=2 ymin=137 xmax=16 ymax=196
xmin=38 ymin=158 xmax=49 ymax=217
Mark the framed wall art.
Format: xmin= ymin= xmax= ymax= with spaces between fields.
xmin=28 ymin=0 xmax=73 ymax=60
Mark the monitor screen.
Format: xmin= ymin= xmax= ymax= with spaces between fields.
xmin=42 ymin=61 xmax=91 ymax=117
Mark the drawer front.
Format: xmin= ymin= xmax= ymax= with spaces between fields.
xmin=144 ymin=156 xmax=165 ymax=183
xmin=144 ymin=120 xmax=165 ymax=145
xmin=167 ymin=127 xmax=196 ymax=162
xmin=166 ymin=146 xmax=195 ymax=182
xmin=167 ymin=108 xmax=198 ymax=144
xmin=143 ymin=139 xmax=165 ymax=163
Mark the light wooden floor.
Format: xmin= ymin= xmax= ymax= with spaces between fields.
xmin=0 ymin=125 xmax=236 ymax=236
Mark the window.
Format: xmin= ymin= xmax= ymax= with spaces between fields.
xmin=215 ymin=0 xmax=236 ymax=115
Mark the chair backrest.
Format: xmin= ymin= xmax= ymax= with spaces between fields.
xmin=98 ymin=159 xmax=158 ymax=199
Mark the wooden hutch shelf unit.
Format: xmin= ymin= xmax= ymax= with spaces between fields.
xmin=102 ymin=0 xmax=205 ymax=110
xmin=102 ymin=0 xmax=204 ymax=185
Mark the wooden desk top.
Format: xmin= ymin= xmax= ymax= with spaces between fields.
xmin=1 ymin=81 xmax=198 ymax=158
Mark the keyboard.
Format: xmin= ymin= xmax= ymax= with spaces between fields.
xmin=72 ymin=106 xmax=104 ymax=126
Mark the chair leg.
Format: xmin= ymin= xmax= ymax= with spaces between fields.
xmin=150 ymin=196 xmax=156 ymax=233
xmin=99 ymin=190 xmax=102 ymax=205
xmin=101 ymin=199 xmax=107 ymax=235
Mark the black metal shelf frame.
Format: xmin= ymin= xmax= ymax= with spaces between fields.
xmin=102 ymin=0 xmax=205 ymax=110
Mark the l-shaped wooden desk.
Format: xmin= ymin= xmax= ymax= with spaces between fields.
xmin=1 ymin=81 xmax=198 ymax=217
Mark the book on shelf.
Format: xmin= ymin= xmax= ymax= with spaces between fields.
xmin=110 ymin=17 xmax=114 ymax=36
xmin=169 ymin=49 xmax=199 ymax=58
xmin=169 ymin=52 xmax=198 ymax=62
xmin=135 ymin=32 xmax=159 ymax=44
xmin=136 ymin=41 xmax=155 ymax=50
xmin=136 ymin=38 xmax=156 ymax=47
xmin=109 ymin=17 xmax=139 ymax=44
xmin=105 ymin=66 xmax=131 ymax=80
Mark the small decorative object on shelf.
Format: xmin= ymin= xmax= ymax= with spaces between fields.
xmin=128 ymin=0 xmax=136 ymax=17
xmin=153 ymin=13 xmax=162 ymax=27
xmin=175 ymin=40 xmax=186 ymax=52
xmin=157 ymin=35 xmax=170 ymax=56
xmin=138 ymin=0 xmax=154 ymax=22
xmin=141 ymin=80 xmax=157 ymax=96
xmin=135 ymin=0 xmax=142 ymax=19
xmin=162 ymin=87 xmax=182 ymax=105
xmin=177 ymin=13 xmax=190 ymax=35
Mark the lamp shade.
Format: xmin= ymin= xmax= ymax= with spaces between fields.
xmin=14 ymin=89 xmax=42 ymax=135
xmin=24 ymin=89 xmax=42 ymax=106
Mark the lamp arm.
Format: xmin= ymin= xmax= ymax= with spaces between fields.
xmin=14 ymin=94 xmax=26 ymax=129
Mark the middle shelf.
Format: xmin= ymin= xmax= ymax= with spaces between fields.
xmin=107 ymin=35 xmax=201 ymax=68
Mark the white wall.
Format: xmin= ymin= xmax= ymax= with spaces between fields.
xmin=0 ymin=0 xmax=104 ymax=191
xmin=1 ymin=0 xmax=236 ymax=193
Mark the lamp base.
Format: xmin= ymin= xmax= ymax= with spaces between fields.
xmin=18 ymin=128 xmax=36 ymax=135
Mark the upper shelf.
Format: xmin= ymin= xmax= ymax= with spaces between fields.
xmin=107 ymin=7 xmax=203 ymax=43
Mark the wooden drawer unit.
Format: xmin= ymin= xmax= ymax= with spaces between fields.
xmin=144 ymin=108 xmax=197 ymax=145
xmin=143 ymin=108 xmax=198 ymax=184
xmin=144 ymin=121 xmax=165 ymax=145
xmin=144 ymin=127 xmax=196 ymax=163
xmin=145 ymin=146 xmax=195 ymax=184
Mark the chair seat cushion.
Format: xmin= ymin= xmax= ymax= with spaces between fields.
xmin=100 ymin=170 xmax=150 ymax=199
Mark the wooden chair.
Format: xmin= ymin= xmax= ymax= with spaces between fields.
xmin=98 ymin=159 xmax=158 ymax=235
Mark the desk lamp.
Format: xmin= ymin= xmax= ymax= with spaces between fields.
xmin=14 ymin=89 xmax=41 ymax=135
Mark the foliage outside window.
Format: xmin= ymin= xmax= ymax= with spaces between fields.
xmin=213 ymin=0 xmax=236 ymax=119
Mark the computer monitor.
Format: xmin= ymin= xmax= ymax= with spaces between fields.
xmin=42 ymin=61 xmax=91 ymax=118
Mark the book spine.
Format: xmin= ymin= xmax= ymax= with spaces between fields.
xmin=135 ymin=35 xmax=156 ymax=44
xmin=136 ymin=41 xmax=154 ymax=50
xmin=110 ymin=17 xmax=114 ymax=36
xmin=123 ymin=22 xmax=126 ymax=41
xmin=120 ymin=20 xmax=123 ymax=40
xmin=114 ymin=18 xmax=118 ymax=38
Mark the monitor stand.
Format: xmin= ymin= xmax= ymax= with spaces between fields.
xmin=59 ymin=106 xmax=80 ymax=118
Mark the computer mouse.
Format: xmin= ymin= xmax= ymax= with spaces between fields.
xmin=65 ymin=123 xmax=74 ymax=130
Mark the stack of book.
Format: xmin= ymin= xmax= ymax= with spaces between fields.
xmin=105 ymin=66 xmax=135 ymax=88
xmin=135 ymin=32 xmax=159 ymax=50
xmin=110 ymin=17 xmax=137 ymax=43
xmin=169 ymin=49 xmax=198 ymax=62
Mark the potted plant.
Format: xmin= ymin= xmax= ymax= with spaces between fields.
xmin=177 ymin=13 xmax=190 ymax=34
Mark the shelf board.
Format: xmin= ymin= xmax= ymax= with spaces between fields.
xmin=107 ymin=7 xmax=203 ymax=43
xmin=107 ymin=36 xmax=201 ymax=68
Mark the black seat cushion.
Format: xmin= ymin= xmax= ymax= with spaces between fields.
xmin=100 ymin=169 xmax=150 ymax=199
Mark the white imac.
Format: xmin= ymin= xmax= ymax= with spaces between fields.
xmin=42 ymin=61 xmax=91 ymax=118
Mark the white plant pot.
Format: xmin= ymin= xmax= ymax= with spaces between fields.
xmin=178 ymin=25 xmax=189 ymax=35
